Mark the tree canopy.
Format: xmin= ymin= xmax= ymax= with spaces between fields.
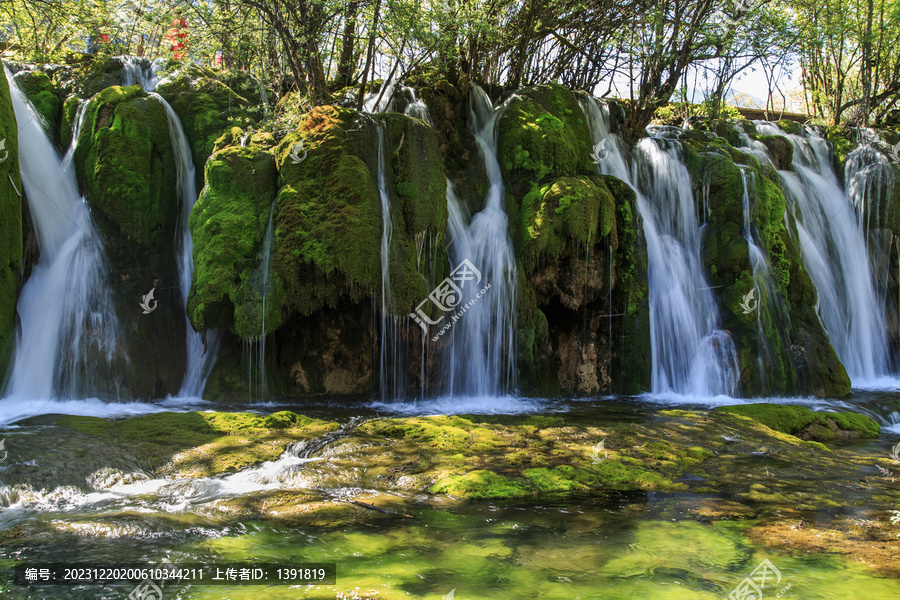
xmin=2 ymin=0 xmax=900 ymax=130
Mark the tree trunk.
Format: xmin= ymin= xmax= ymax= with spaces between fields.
xmin=357 ymin=0 xmax=382 ymax=111
xmin=336 ymin=1 xmax=358 ymax=88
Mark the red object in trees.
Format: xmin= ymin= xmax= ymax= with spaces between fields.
xmin=165 ymin=17 xmax=189 ymax=60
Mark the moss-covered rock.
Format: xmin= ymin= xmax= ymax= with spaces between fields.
xmin=187 ymin=129 xmax=281 ymax=339
xmin=681 ymin=139 xmax=850 ymax=397
xmin=56 ymin=410 xmax=340 ymax=477
xmin=0 ymin=67 xmax=23 ymax=375
xmin=13 ymin=69 xmax=61 ymax=143
xmin=715 ymin=403 xmax=880 ymax=441
xmin=59 ymin=93 xmax=82 ymax=149
xmin=72 ymin=84 xmax=185 ymax=398
xmin=519 ymin=175 xmax=616 ymax=277
xmin=273 ymin=106 xmax=445 ymax=317
xmin=156 ymin=63 xmax=259 ymax=180
xmin=74 ymin=85 xmax=178 ymax=246
xmin=497 ymin=83 xmax=594 ymax=184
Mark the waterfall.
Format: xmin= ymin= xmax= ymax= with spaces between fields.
xmin=151 ymin=95 xmax=221 ymax=397
xmin=738 ymin=167 xmax=796 ymax=393
xmin=120 ymin=56 xmax=160 ymax=90
xmin=4 ymin=68 xmax=124 ymax=399
xmin=401 ymin=87 xmax=432 ymax=126
xmin=756 ymin=123 xmax=892 ymax=385
xmin=245 ymin=200 xmax=276 ymax=401
xmin=364 ymin=79 xmax=396 ymax=114
xmin=117 ymin=57 xmax=220 ymax=397
xmin=579 ymin=95 xmax=739 ymax=396
xmin=375 ymin=123 xmax=406 ymax=400
xmin=443 ymin=86 xmax=517 ymax=397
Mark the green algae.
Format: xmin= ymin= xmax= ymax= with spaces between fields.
xmin=56 ymin=410 xmax=339 ymax=476
xmin=715 ymin=403 xmax=880 ymax=440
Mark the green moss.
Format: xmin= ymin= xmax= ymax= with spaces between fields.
xmin=273 ymin=106 xmax=446 ymax=317
xmin=715 ymin=404 xmax=880 ymax=440
xmin=361 ymin=415 xmax=508 ymax=453
xmin=518 ymin=176 xmax=616 ymax=273
xmin=58 ymin=411 xmax=339 ymax=476
xmin=776 ymin=119 xmax=803 ymax=135
xmin=825 ymin=125 xmax=856 ymax=175
xmin=187 ymin=136 xmax=282 ymax=338
xmin=13 ymin=70 xmax=60 ymax=140
xmin=0 ymin=68 xmax=22 ymax=375
xmin=59 ymin=94 xmax=82 ymax=149
xmin=156 ymin=63 xmax=259 ymax=175
xmin=497 ymin=83 xmax=594 ymax=183
xmin=430 ymin=470 xmax=531 ymax=498
xmin=273 ymin=107 xmax=381 ymax=315
xmin=72 ymin=85 xmax=178 ymax=247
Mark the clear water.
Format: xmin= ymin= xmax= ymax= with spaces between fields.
xmin=2 ymin=394 xmax=900 ymax=599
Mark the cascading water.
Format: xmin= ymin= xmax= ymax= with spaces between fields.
xmin=243 ymin=200 xmax=277 ymax=401
xmin=579 ymin=95 xmax=739 ymax=396
xmin=374 ymin=124 xmax=406 ymax=400
xmin=120 ymin=57 xmax=221 ymax=397
xmin=845 ymin=134 xmax=896 ymax=355
xmin=444 ymin=86 xmax=517 ymax=397
xmin=121 ymin=55 xmax=160 ymax=90
xmin=756 ymin=122 xmax=892 ymax=385
xmin=401 ymin=87 xmax=432 ymax=126
xmin=154 ymin=96 xmax=221 ymax=397
xmin=737 ymin=167 xmax=796 ymax=393
xmin=4 ymin=68 xmax=125 ymax=399
xmin=364 ymin=79 xmax=396 ymax=114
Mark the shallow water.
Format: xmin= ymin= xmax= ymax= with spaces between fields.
xmin=1 ymin=393 xmax=900 ymax=598
xmin=2 ymin=492 xmax=899 ymax=599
